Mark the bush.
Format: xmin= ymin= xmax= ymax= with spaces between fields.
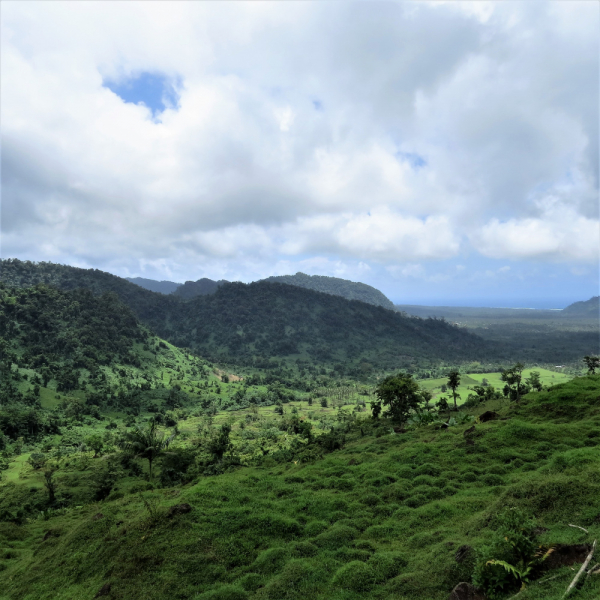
xmin=482 ymin=474 xmax=504 ymax=486
xmin=194 ymin=585 xmax=248 ymax=600
xmin=313 ymin=525 xmax=358 ymax=549
xmin=404 ymin=494 xmax=427 ymax=508
xmin=369 ymin=551 xmax=408 ymax=582
xmin=258 ymin=559 xmax=319 ymax=599
xmin=304 ymin=520 xmax=328 ymax=536
xmin=238 ymin=573 xmax=263 ymax=592
xmin=289 ymin=541 xmax=318 ymax=558
xmin=251 ymin=547 xmax=289 ymax=574
xmin=331 ymin=561 xmax=376 ymax=591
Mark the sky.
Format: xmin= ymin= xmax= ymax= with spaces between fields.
xmin=1 ymin=1 xmax=598 ymax=308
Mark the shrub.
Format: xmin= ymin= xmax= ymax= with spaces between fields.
xmin=482 ymin=474 xmax=504 ymax=486
xmin=404 ymin=494 xmax=427 ymax=508
xmin=258 ymin=559 xmax=319 ymax=599
xmin=194 ymin=585 xmax=248 ymax=600
xmin=251 ymin=547 xmax=289 ymax=574
xmin=414 ymin=462 xmax=441 ymax=477
xmin=238 ymin=573 xmax=263 ymax=592
xmin=331 ymin=561 xmax=376 ymax=591
xmin=304 ymin=520 xmax=328 ymax=536
xmin=313 ymin=525 xmax=358 ymax=549
xmin=360 ymin=493 xmax=381 ymax=506
xmin=289 ymin=541 xmax=318 ymax=558
xmin=369 ymin=551 xmax=408 ymax=582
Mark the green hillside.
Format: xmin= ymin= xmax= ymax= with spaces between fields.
xmin=1 ymin=376 xmax=599 ymax=600
xmin=263 ymin=273 xmax=395 ymax=309
xmin=0 ymin=260 xmax=496 ymax=372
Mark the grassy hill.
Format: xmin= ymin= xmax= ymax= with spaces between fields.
xmin=1 ymin=376 xmax=599 ymax=600
xmin=263 ymin=273 xmax=395 ymax=310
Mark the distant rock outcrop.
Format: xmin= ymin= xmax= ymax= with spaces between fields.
xmin=262 ymin=272 xmax=395 ymax=309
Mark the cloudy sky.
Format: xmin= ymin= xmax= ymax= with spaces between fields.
xmin=2 ymin=1 xmax=598 ymax=307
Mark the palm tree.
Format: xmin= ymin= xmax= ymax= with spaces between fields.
xmin=447 ymin=371 xmax=461 ymax=411
xmin=121 ymin=420 xmax=176 ymax=480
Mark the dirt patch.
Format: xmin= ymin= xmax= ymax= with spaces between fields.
xmin=545 ymin=543 xmax=593 ymax=569
xmin=478 ymin=411 xmax=498 ymax=423
xmin=94 ymin=583 xmax=111 ymax=598
xmin=448 ymin=582 xmax=486 ymax=600
xmin=167 ymin=503 xmax=192 ymax=518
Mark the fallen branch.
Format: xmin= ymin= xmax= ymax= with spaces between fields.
xmin=537 ymin=573 xmax=565 ymax=585
xmin=587 ymin=563 xmax=600 ymax=579
xmin=568 ymin=524 xmax=589 ymax=534
xmin=563 ymin=539 xmax=596 ymax=598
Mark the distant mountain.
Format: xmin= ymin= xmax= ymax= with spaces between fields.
xmin=262 ymin=272 xmax=395 ymax=309
xmin=562 ymin=296 xmax=599 ymax=317
xmin=126 ymin=276 xmax=181 ymax=294
xmin=173 ymin=278 xmax=228 ymax=299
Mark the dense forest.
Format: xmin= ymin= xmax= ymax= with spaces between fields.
xmin=3 ymin=260 xmax=596 ymax=370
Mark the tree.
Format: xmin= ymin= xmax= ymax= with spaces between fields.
xmin=43 ymin=465 xmax=58 ymax=504
xmin=501 ymin=363 xmax=526 ymax=402
xmin=525 ymin=371 xmax=542 ymax=392
xmin=583 ymin=356 xmax=600 ymax=375
xmin=86 ymin=434 xmax=104 ymax=458
xmin=207 ymin=424 xmax=232 ymax=461
xmin=447 ymin=371 xmax=461 ymax=410
xmin=375 ymin=373 xmax=423 ymax=423
xmin=121 ymin=420 xmax=176 ymax=480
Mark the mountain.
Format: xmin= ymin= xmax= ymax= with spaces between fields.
xmin=263 ymin=272 xmax=395 ymax=309
xmin=173 ymin=278 xmax=228 ymax=299
xmin=0 ymin=259 xmax=493 ymax=371
xmin=562 ymin=296 xmax=599 ymax=318
xmin=126 ymin=277 xmax=181 ymax=294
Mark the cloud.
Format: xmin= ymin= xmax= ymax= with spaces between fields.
xmin=0 ymin=0 xmax=597 ymax=299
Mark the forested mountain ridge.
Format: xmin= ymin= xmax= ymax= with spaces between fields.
xmin=0 ymin=259 xmax=494 ymax=371
xmin=263 ymin=272 xmax=395 ymax=309
xmin=126 ymin=277 xmax=181 ymax=294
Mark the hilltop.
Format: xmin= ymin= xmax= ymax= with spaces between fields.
xmin=126 ymin=277 xmax=181 ymax=295
xmin=263 ymin=273 xmax=395 ymax=309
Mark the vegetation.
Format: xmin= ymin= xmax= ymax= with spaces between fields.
xmin=0 ymin=375 xmax=599 ymax=599
xmin=263 ymin=272 xmax=395 ymax=309
xmin=126 ymin=277 xmax=182 ymax=295
xmin=0 ymin=258 xmax=599 ymax=600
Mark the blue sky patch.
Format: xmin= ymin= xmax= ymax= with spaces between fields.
xmin=396 ymin=151 xmax=426 ymax=170
xmin=103 ymin=72 xmax=180 ymax=118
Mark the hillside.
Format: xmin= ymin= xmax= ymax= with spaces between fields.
xmin=1 ymin=376 xmax=599 ymax=600
xmin=562 ymin=296 xmax=599 ymax=318
xmin=263 ymin=272 xmax=395 ymax=309
xmin=0 ymin=260 xmax=495 ymax=372
xmin=126 ymin=277 xmax=181 ymax=295
xmin=173 ymin=278 xmax=227 ymax=299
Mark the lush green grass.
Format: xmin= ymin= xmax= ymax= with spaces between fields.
xmin=1 ymin=376 xmax=599 ymax=600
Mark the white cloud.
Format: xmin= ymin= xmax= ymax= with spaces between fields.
xmin=0 ymin=0 xmax=597 ymax=290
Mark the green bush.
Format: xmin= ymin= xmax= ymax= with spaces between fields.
xmin=258 ymin=559 xmax=320 ymax=599
xmin=369 ymin=552 xmax=408 ymax=582
xmin=404 ymin=494 xmax=427 ymax=508
xmin=304 ymin=520 xmax=328 ymax=536
xmin=482 ymin=474 xmax=504 ymax=486
xmin=251 ymin=547 xmax=289 ymax=574
xmin=194 ymin=585 xmax=248 ymax=600
xmin=289 ymin=541 xmax=318 ymax=558
xmin=313 ymin=525 xmax=358 ymax=549
xmin=331 ymin=561 xmax=376 ymax=591
xmin=238 ymin=573 xmax=264 ymax=592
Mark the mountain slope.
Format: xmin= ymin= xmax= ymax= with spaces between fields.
xmin=0 ymin=260 xmax=494 ymax=371
xmin=562 ymin=296 xmax=599 ymax=318
xmin=126 ymin=277 xmax=181 ymax=294
xmin=263 ymin=272 xmax=395 ymax=309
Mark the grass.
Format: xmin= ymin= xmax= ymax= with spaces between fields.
xmin=1 ymin=376 xmax=599 ymax=600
